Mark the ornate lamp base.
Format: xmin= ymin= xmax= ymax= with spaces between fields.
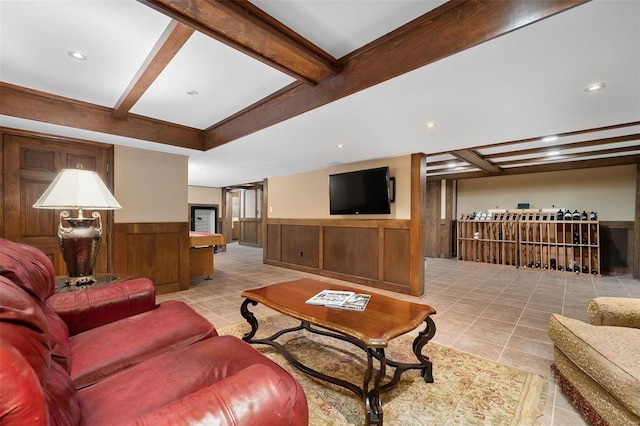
xmin=59 ymin=210 xmax=102 ymax=286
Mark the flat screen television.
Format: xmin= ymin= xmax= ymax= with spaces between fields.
xmin=329 ymin=166 xmax=392 ymax=215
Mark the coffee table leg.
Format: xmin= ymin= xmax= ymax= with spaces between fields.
xmin=364 ymin=348 xmax=386 ymax=425
xmin=413 ymin=316 xmax=436 ymax=383
xmin=240 ymin=298 xmax=259 ymax=341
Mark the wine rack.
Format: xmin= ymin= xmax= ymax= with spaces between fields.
xmin=457 ymin=211 xmax=600 ymax=275
xmin=457 ymin=212 xmax=520 ymax=266
xmin=518 ymin=212 xmax=600 ymax=274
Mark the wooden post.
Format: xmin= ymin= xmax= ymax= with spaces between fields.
xmin=635 ymin=163 xmax=639 ymax=278
xmin=410 ymin=153 xmax=427 ymax=296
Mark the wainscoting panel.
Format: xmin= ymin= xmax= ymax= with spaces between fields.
xmin=265 ymin=219 xmax=414 ymax=294
xmin=281 ymin=224 xmax=319 ymax=268
xmin=240 ymin=218 xmax=262 ymax=247
xmin=383 ymin=228 xmax=411 ymax=287
xmin=266 ymin=223 xmax=281 ymax=261
xmin=600 ymin=221 xmax=634 ymax=275
xmin=114 ymin=222 xmax=190 ymax=294
xmin=323 ymin=226 xmax=378 ymax=280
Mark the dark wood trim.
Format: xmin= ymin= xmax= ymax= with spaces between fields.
xmin=428 ymin=155 xmax=640 ymax=181
xmin=429 ymin=121 xmax=640 ymax=157
xmin=0 ymin=82 xmax=204 ymax=150
xmin=266 ymin=217 xmax=412 ymax=228
xmin=633 ymin=160 xmax=640 ymax=279
xmin=138 ymin=0 xmax=338 ymax=85
xmin=484 ymin=133 xmax=640 ymax=160
xmin=114 ymin=222 xmax=190 ymax=294
xmin=265 ymin=218 xmax=415 ymax=295
xmin=203 ymin=0 xmax=587 ymax=149
xmin=494 ymin=145 xmax=640 ymax=167
xmin=452 ymin=150 xmax=501 ymax=174
xmin=600 ymin=220 xmax=635 ymax=276
xmin=410 ymin=154 xmax=427 ymax=296
xmin=112 ymin=20 xmax=194 ymax=118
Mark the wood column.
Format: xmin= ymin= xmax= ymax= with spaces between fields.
xmin=409 ymin=153 xmax=427 ymax=296
xmin=635 ymin=163 xmax=639 ymax=278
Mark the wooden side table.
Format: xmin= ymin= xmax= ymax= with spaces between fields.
xmin=55 ymin=274 xmax=133 ymax=293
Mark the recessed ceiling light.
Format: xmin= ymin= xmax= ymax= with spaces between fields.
xmin=336 ymin=144 xmax=344 ymax=149
xmin=67 ymin=50 xmax=86 ymax=60
xmin=542 ymin=135 xmax=558 ymax=142
xmin=584 ymin=82 xmax=606 ymax=92
xmin=186 ymin=90 xmax=198 ymax=96
xmin=425 ymin=122 xmax=436 ymax=128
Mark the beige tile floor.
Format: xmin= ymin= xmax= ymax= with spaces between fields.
xmin=158 ymin=242 xmax=640 ymax=425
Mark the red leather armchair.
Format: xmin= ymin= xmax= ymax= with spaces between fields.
xmin=0 ymin=239 xmax=308 ymax=425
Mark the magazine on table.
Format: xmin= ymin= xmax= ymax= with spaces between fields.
xmin=305 ymin=290 xmax=371 ymax=311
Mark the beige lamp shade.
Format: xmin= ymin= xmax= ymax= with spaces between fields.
xmin=33 ymin=169 xmax=121 ymax=211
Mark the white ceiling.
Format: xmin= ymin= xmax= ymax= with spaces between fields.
xmin=1 ymin=0 xmax=639 ymax=188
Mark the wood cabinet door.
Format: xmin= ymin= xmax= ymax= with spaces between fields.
xmin=2 ymin=131 xmax=114 ymax=275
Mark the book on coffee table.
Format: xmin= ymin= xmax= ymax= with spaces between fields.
xmin=305 ymin=290 xmax=371 ymax=311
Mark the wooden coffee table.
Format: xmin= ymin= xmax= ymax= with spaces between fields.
xmin=240 ymin=278 xmax=436 ymax=425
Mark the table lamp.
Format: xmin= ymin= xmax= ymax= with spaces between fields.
xmin=33 ymin=168 xmax=121 ymax=286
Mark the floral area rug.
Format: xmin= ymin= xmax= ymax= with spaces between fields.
xmin=219 ymin=314 xmax=547 ymax=426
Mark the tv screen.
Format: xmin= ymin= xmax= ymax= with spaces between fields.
xmin=329 ymin=167 xmax=391 ymax=215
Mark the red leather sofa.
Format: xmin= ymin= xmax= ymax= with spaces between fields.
xmin=0 ymin=239 xmax=308 ymax=425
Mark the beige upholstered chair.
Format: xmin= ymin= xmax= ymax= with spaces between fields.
xmin=548 ymin=297 xmax=640 ymax=425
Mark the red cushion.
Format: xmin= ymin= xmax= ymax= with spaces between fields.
xmin=0 ymin=238 xmax=56 ymax=303
xmin=70 ymin=301 xmax=216 ymax=389
xmin=78 ymin=336 xmax=307 ymax=425
xmin=0 ymin=277 xmax=50 ymax=385
xmin=0 ymin=340 xmax=48 ymax=426
xmin=131 ymin=364 xmax=295 ymax=425
xmin=47 ymin=278 xmax=157 ymax=336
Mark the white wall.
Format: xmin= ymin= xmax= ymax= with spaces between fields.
xmin=268 ymin=155 xmax=412 ymax=219
xmin=114 ymin=146 xmax=188 ymax=223
xmin=456 ymin=165 xmax=636 ymax=221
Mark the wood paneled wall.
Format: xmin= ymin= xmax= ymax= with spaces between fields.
xmin=114 ymin=222 xmax=190 ymax=294
xmin=265 ymin=219 xmax=413 ymax=294
xmin=1 ymin=128 xmax=114 ymax=275
xmin=600 ymin=221 xmax=635 ymax=275
xmin=425 ymin=179 xmax=455 ymax=259
xmin=239 ymin=218 xmax=262 ymax=247
xmin=636 ymin=163 xmax=640 ymax=279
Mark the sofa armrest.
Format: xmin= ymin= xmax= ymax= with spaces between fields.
xmin=132 ymin=364 xmax=307 ymax=426
xmin=46 ymin=278 xmax=157 ymax=336
xmin=587 ymin=297 xmax=640 ymax=328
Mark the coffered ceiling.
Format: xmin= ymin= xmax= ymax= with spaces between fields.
xmin=1 ymin=0 xmax=638 ymax=187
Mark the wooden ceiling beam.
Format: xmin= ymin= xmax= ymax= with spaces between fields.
xmin=427 ymin=154 xmax=640 ymax=181
xmin=451 ymin=150 xmax=502 ymax=174
xmin=0 ymin=82 xmax=204 ymax=151
xmin=484 ymin=133 xmax=640 ymax=159
xmin=112 ymin=20 xmax=194 ymax=119
xmin=137 ymin=0 xmax=338 ymax=85
xmin=203 ymin=0 xmax=588 ymax=150
xmin=494 ymin=145 xmax=640 ymax=167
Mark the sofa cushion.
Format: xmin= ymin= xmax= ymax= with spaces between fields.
xmin=0 ymin=340 xmax=48 ymax=425
xmin=78 ymin=336 xmax=307 ymax=426
xmin=132 ymin=364 xmax=296 ymax=426
xmin=0 ymin=277 xmax=80 ymax=426
xmin=0 ymin=238 xmax=56 ymax=303
xmin=587 ymin=297 xmax=640 ymax=328
xmin=0 ymin=277 xmax=50 ymax=385
xmin=44 ymin=360 xmax=81 ymax=426
xmin=70 ymin=300 xmax=217 ymax=389
xmin=549 ymin=313 xmax=640 ymax=417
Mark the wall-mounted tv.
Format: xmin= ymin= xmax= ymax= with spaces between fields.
xmin=329 ymin=166 xmax=393 ymax=215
